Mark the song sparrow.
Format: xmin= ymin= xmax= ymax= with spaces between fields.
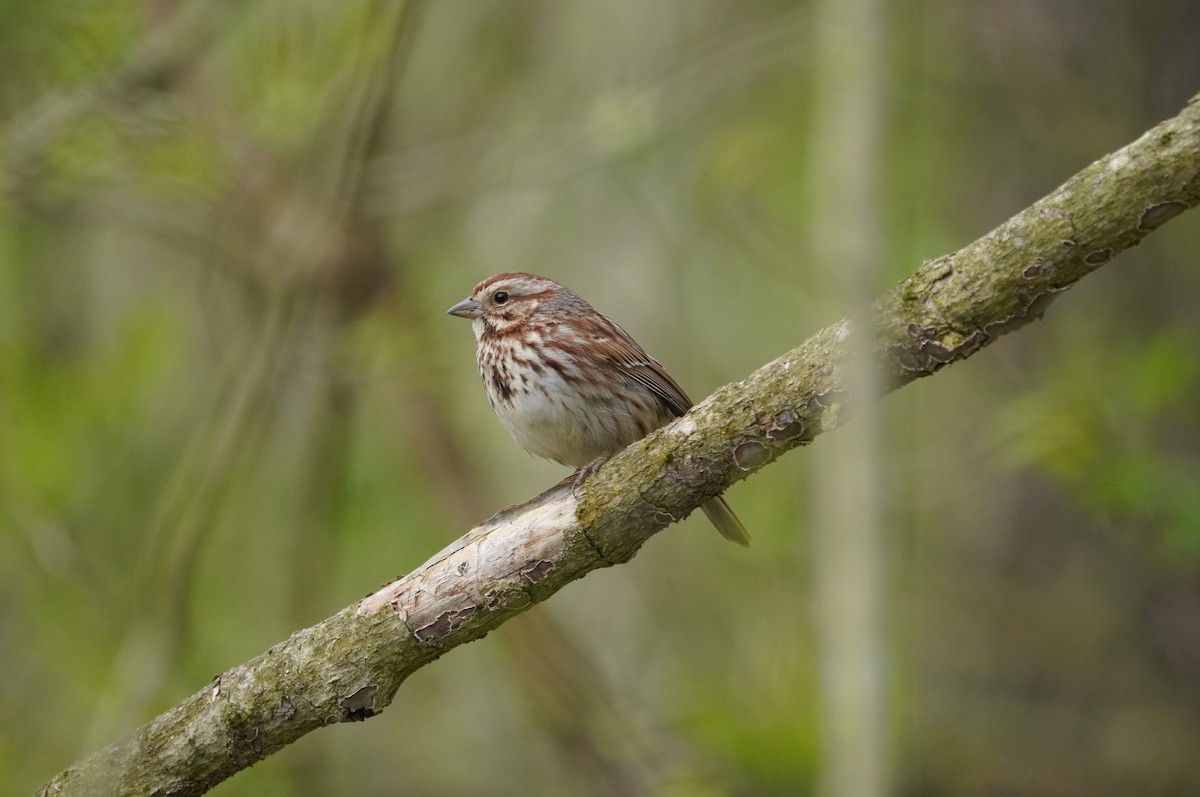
xmin=447 ymin=272 xmax=750 ymax=546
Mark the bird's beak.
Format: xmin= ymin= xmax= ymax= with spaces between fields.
xmin=446 ymin=297 xmax=483 ymax=319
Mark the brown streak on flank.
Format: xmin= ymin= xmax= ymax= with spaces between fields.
xmin=490 ymin=372 xmax=513 ymax=402
xmin=542 ymin=355 xmax=582 ymax=385
xmin=510 ymin=352 xmax=546 ymax=377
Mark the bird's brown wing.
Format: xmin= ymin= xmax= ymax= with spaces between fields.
xmin=583 ymin=311 xmax=753 ymax=547
xmin=587 ymin=313 xmax=694 ymax=418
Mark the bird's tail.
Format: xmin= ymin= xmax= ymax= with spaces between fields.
xmin=701 ymin=495 xmax=751 ymax=547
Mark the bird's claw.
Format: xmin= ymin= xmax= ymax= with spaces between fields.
xmin=568 ymin=455 xmax=609 ymax=499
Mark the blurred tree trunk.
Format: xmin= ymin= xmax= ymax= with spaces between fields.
xmin=807 ymin=0 xmax=890 ymax=795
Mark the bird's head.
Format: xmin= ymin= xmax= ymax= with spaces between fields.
xmin=447 ymin=272 xmax=570 ymax=336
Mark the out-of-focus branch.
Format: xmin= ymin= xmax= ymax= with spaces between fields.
xmin=4 ymin=1 xmax=245 ymax=196
xmin=39 ymin=94 xmax=1200 ymax=796
xmin=363 ymin=7 xmax=810 ymax=216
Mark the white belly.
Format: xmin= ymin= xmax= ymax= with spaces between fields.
xmin=477 ymin=335 xmax=665 ymax=467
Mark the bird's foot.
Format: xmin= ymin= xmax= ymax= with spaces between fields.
xmin=564 ymin=455 xmax=609 ymax=499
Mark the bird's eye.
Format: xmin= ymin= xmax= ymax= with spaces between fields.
xmin=494 ymin=291 xmax=509 ymax=305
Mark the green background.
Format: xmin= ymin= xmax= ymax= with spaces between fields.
xmin=3 ymin=1 xmax=1199 ymax=794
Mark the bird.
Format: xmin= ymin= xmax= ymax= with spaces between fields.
xmin=447 ymin=272 xmax=750 ymax=546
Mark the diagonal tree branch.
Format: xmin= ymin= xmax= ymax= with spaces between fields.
xmin=40 ymin=93 xmax=1200 ymax=797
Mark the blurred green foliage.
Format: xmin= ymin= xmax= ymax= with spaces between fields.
xmin=2 ymin=1 xmax=1199 ymax=795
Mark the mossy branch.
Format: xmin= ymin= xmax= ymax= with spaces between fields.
xmin=39 ymin=94 xmax=1200 ymax=796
